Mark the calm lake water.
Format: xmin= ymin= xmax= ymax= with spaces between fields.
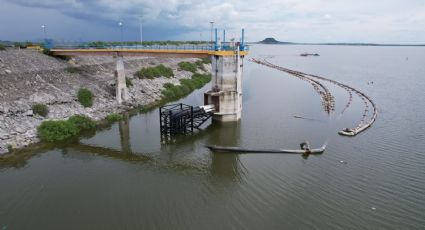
xmin=1 ymin=45 xmax=425 ymax=229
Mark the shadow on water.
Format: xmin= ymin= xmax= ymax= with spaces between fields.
xmin=206 ymin=121 xmax=246 ymax=182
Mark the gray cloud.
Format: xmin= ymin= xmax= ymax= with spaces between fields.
xmin=1 ymin=0 xmax=424 ymax=43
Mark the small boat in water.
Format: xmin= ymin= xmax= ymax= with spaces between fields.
xmin=206 ymin=143 xmax=327 ymax=154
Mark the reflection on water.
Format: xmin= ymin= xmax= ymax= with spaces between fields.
xmin=118 ymin=114 xmax=131 ymax=153
xmin=208 ymin=121 xmax=244 ymax=181
xmin=1 ymin=45 xmax=425 ymax=229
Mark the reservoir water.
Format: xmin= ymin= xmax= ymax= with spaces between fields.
xmin=1 ymin=45 xmax=425 ymax=229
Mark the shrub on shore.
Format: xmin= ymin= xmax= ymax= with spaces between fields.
xmin=37 ymin=120 xmax=79 ymax=142
xmin=201 ymin=57 xmax=211 ymax=64
xmin=195 ymin=60 xmax=206 ymax=72
xmin=135 ymin=64 xmax=174 ymax=79
xmin=161 ymin=73 xmax=211 ymax=100
xmin=126 ymin=77 xmax=133 ymax=87
xmin=106 ymin=113 xmax=124 ymax=122
xmin=0 ymin=44 xmax=5 ymax=51
xmin=68 ymin=115 xmax=96 ymax=130
xmin=178 ymin=61 xmax=198 ymax=73
xmin=37 ymin=115 xmax=97 ymax=142
xmin=32 ymin=103 xmax=49 ymax=117
xmin=77 ymin=88 xmax=93 ymax=107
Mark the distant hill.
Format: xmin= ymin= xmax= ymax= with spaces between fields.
xmin=253 ymin=38 xmax=425 ymax=46
xmin=258 ymin=37 xmax=293 ymax=44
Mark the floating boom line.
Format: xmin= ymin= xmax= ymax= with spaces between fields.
xmin=250 ymin=58 xmax=378 ymax=137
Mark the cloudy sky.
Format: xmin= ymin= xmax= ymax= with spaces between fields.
xmin=0 ymin=0 xmax=424 ymax=44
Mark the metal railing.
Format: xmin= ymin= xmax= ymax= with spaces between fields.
xmin=50 ymin=42 xmax=248 ymax=52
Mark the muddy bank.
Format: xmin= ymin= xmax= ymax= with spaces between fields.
xmin=0 ymin=49 xmax=210 ymax=154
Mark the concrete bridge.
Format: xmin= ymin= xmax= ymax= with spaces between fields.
xmin=51 ymin=29 xmax=248 ymax=122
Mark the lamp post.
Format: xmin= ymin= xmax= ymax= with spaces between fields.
xmin=118 ymin=22 xmax=123 ymax=43
xmin=41 ymin=25 xmax=47 ymax=47
xmin=210 ymin=21 xmax=214 ymax=46
xmin=139 ymin=16 xmax=143 ymax=45
xmin=41 ymin=25 xmax=47 ymax=40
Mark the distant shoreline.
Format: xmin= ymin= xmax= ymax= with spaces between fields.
xmin=250 ymin=42 xmax=425 ymax=47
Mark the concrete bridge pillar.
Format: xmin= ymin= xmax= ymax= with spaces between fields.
xmin=204 ymin=52 xmax=244 ymax=122
xmin=115 ymin=56 xmax=128 ymax=104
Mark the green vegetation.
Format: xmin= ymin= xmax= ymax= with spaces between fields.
xmin=68 ymin=115 xmax=96 ymax=130
xmin=65 ymin=66 xmax=79 ymax=74
xmin=106 ymin=113 xmax=124 ymax=122
xmin=195 ymin=60 xmax=205 ymax=72
xmin=77 ymin=88 xmax=93 ymax=107
xmin=37 ymin=120 xmax=79 ymax=142
xmin=163 ymin=83 xmax=174 ymax=89
xmin=140 ymin=104 xmax=157 ymax=113
xmin=134 ymin=64 xmax=174 ymax=79
xmin=42 ymin=47 xmax=52 ymax=56
xmin=126 ymin=77 xmax=133 ymax=87
xmin=7 ymin=144 xmax=13 ymax=152
xmin=32 ymin=103 xmax=49 ymax=117
xmin=0 ymin=44 xmax=5 ymax=51
xmin=161 ymin=73 xmax=211 ymax=100
xmin=14 ymin=42 xmax=27 ymax=49
xmin=178 ymin=62 xmax=198 ymax=73
xmin=200 ymin=57 xmax=212 ymax=64
xmin=37 ymin=115 xmax=98 ymax=142
xmin=179 ymin=59 xmax=211 ymax=73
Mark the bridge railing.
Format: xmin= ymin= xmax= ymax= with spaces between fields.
xmin=50 ymin=42 xmax=248 ymax=52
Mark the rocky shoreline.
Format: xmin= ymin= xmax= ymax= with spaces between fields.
xmin=0 ymin=49 xmax=210 ymax=154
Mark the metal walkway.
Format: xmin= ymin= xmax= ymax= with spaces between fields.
xmin=160 ymin=103 xmax=215 ymax=136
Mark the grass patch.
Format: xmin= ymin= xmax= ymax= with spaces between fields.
xmin=161 ymin=73 xmax=211 ymax=101
xmin=195 ymin=60 xmax=206 ymax=72
xmin=163 ymin=83 xmax=174 ymax=89
xmin=37 ymin=120 xmax=79 ymax=142
xmin=0 ymin=44 xmax=5 ymax=51
xmin=106 ymin=113 xmax=124 ymax=122
xmin=126 ymin=77 xmax=133 ymax=87
xmin=68 ymin=115 xmax=96 ymax=130
xmin=138 ymin=73 xmax=211 ymax=114
xmin=134 ymin=64 xmax=174 ymax=79
xmin=201 ymin=57 xmax=211 ymax=64
xmin=178 ymin=61 xmax=198 ymax=73
xmin=77 ymin=88 xmax=93 ymax=107
xmin=32 ymin=103 xmax=49 ymax=117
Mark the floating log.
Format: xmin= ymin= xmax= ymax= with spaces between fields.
xmin=206 ymin=143 xmax=327 ymax=154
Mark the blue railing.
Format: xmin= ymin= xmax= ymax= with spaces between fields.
xmin=50 ymin=42 xmax=248 ymax=52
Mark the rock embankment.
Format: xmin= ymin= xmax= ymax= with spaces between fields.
xmin=0 ymin=49 xmax=210 ymax=154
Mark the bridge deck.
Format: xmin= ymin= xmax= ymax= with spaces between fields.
xmin=51 ymin=48 xmax=248 ymax=57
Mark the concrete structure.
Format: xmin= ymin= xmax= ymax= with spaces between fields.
xmin=115 ymin=56 xmax=128 ymax=104
xmin=204 ymin=50 xmax=244 ymax=122
xmin=51 ymin=29 xmax=248 ymax=120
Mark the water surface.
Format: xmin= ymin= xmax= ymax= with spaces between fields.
xmin=1 ymin=45 xmax=425 ymax=229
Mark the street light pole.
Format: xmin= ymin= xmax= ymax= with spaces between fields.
xmin=210 ymin=21 xmax=214 ymax=46
xmin=118 ymin=22 xmax=123 ymax=43
xmin=139 ymin=16 xmax=143 ymax=45
xmin=41 ymin=25 xmax=47 ymax=40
